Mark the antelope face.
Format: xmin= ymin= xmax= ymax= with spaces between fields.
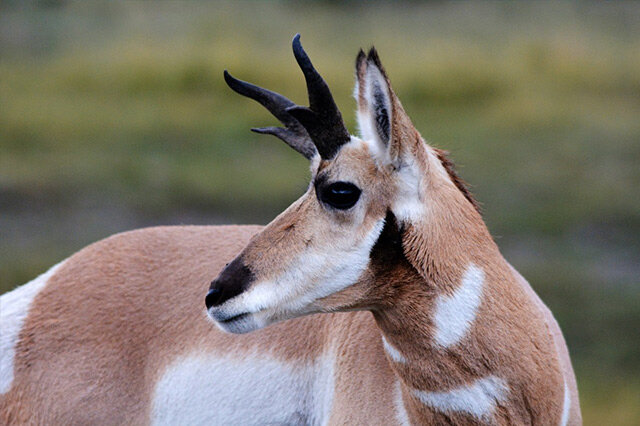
xmin=207 ymin=139 xmax=393 ymax=333
xmin=206 ymin=35 xmax=436 ymax=334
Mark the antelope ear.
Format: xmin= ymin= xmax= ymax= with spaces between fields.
xmin=355 ymin=48 xmax=394 ymax=164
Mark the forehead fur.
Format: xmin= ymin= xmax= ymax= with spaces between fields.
xmin=316 ymin=138 xmax=389 ymax=183
xmin=318 ymin=135 xmax=481 ymax=218
xmin=314 ymin=138 xmax=391 ymax=219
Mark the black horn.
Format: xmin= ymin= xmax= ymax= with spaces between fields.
xmin=286 ymin=34 xmax=351 ymax=159
xmin=223 ymin=34 xmax=350 ymax=160
xmin=223 ymin=71 xmax=317 ymax=159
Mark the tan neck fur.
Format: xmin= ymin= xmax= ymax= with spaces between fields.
xmin=362 ymin=160 xmax=566 ymax=423
xmin=373 ymin=190 xmax=501 ymax=375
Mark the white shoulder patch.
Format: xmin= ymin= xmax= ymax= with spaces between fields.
xmin=413 ymin=375 xmax=508 ymax=421
xmin=433 ymin=264 xmax=485 ymax=348
xmin=152 ymin=352 xmax=335 ymax=425
xmin=0 ymin=260 xmax=66 ymax=394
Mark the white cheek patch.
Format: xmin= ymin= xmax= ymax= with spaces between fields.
xmin=220 ymin=219 xmax=385 ymax=323
xmin=0 ymin=260 xmax=67 ymax=394
xmin=432 ymin=264 xmax=485 ymax=348
xmin=413 ymin=375 xmax=508 ymax=421
xmin=152 ymin=352 xmax=335 ymax=426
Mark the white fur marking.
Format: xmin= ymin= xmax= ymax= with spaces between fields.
xmin=356 ymin=59 xmax=395 ymax=166
xmin=357 ymin=64 xmax=390 ymax=148
xmin=152 ymin=352 xmax=334 ymax=425
xmin=356 ymin=106 xmax=375 ymax=145
xmin=560 ymin=381 xmax=570 ymax=426
xmin=392 ymin=157 xmax=426 ymax=223
xmin=0 ymin=260 xmax=66 ymax=393
xmin=394 ymin=381 xmax=412 ymax=426
xmin=382 ymin=335 xmax=406 ymax=364
xmin=413 ymin=375 xmax=507 ymax=420
xmin=433 ymin=264 xmax=485 ymax=348
xmin=364 ymin=63 xmax=391 ymax=140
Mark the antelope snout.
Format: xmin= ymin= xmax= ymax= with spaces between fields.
xmin=205 ymin=256 xmax=254 ymax=310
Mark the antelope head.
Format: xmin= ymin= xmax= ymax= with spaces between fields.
xmin=206 ymin=35 xmax=480 ymax=333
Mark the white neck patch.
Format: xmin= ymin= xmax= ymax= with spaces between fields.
xmin=381 ymin=335 xmax=406 ymax=364
xmin=432 ymin=264 xmax=485 ymax=348
xmin=413 ymin=375 xmax=508 ymax=421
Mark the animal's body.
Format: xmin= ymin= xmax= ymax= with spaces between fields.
xmin=1 ymin=35 xmax=580 ymax=425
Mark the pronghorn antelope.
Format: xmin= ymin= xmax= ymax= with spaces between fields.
xmin=0 ymin=35 xmax=580 ymax=425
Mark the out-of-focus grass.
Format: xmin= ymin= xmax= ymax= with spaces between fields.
xmin=1 ymin=2 xmax=639 ymax=424
xmin=580 ymin=374 xmax=640 ymax=425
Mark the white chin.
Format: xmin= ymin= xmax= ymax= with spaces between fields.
xmin=214 ymin=313 xmax=262 ymax=334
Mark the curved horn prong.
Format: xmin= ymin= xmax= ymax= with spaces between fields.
xmin=251 ymin=126 xmax=316 ymax=159
xmin=291 ymin=34 xmax=350 ymax=159
xmin=223 ymin=70 xmax=317 ymax=159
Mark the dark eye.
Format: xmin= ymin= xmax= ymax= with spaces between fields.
xmin=320 ymin=182 xmax=361 ymax=210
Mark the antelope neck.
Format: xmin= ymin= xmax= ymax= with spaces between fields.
xmin=370 ymin=213 xmax=503 ymax=392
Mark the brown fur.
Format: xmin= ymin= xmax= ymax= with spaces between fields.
xmin=433 ymin=147 xmax=481 ymax=214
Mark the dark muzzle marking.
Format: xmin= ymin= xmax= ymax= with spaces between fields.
xmin=205 ymin=256 xmax=255 ymax=310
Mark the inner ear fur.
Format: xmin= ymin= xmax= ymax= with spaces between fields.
xmin=356 ymin=48 xmax=413 ymax=165
xmin=356 ymin=49 xmax=393 ymax=151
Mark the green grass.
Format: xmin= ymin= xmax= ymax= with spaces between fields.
xmin=579 ymin=372 xmax=640 ymax=426
xmin=1 ymin=2 xmax=639 ymax=424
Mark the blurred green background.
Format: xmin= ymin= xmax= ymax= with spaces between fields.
xmin=1 ymin=1 xmax=638 ymax=424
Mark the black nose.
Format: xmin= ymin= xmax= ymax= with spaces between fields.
xmin=205 ymin=287 xmax=223 ymax=310
xmin=204 ymin=256 xmax=254 ymax=310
